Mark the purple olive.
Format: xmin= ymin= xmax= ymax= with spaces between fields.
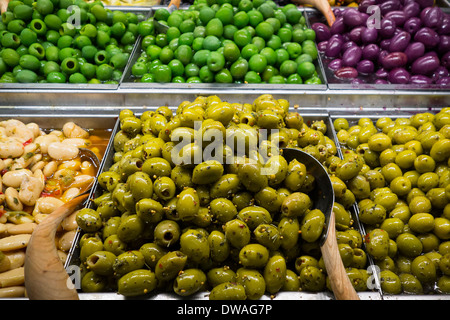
xmin=380 ymin=39 xmax=392 ymax=50
xmin=312 ymin=22 xmax=332 ymax=42
xmin=325 ymin=37 xmax=343 ymax=58
xmin=342 ymin=45 xmax=363 ymax=67
xmin=318 ymin=41 xmax=328 ymax=52
xmin=437 ymin=15 xmax=450 ymax=35
xmin=380 ymin=0 xmax=401 ymax=15
xmin=385 ymin=10 xmax=407 ymax=27
xmin=415 ymin=0 xmax=434 ymax=9
xmin=379 ymin=18 xmax=397 ymax=39
xmin=410 ymin=74 xmax=432 ymax=84
xmin=438 ymin=35 xmax=450 ymax=54
xmin=378 ymin=50 xmax=389 ymax=65
xmin=358 ymin=0 xmax=377 ymax=13
xmin=361 ymin=27 xmax=378 ymax=44
xmin=411 ymin=55 xmax=440 ymax=75
xmin=404 ymin=42 xmax=425 ymax=63
xmin=381 ymin=51 xmax=408 ymax=69
xmin=342 ymin=40 xmax=357 ymax=53
xmin=403 ymin=2 xmax=421 ymax=19
xmin=441 ymin=51 xmax=450 ymax=68
xmin=335 ymin=66 xmax=359 ymax=79
xmin=432 ymin=66 xmax=450 ymax=82
xmin=375 ymin=79 xmax=389 ymax=84
xmin=403 ymin=17 xmax=422 ymax=35
xmin=389 ymin=31 xmax=411 ymax=52
xmin=376 ymin=68 xmax=389 ymax=78
xmin=343 ymin=8 xmax=365 ymax=28
xmin=388 ymin=67 xmax=411 ymax=84
xmin=420 ymin=6 xmax=443 ymax=29
xmin=348 ymin=26 xmax=364 ymax=44
xmin=437 ymin=77 xmax=450 ymax=86
xmin=362 ymin=43 xmax=380 ymax=61
xmin=356 ymin=59 xmax=375 ymax=74
xmin=330 ymin=16 xmax=346 ymax=35
xmin=328 ymin=58 xmax=343 ymax=71
xmin=414 ymin=27 xmax=440 ymax=48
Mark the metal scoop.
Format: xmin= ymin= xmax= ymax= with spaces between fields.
xmin=24 ymin=148 xmax=101 ymax=300
xmin=153 ymin=0 xmax=181 ymax=34
xmin=282 ymin=148 xmax=359 ymax=300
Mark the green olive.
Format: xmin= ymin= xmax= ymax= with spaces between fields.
xmin=411 ymin=255 xmax=437 ymax=283
xmin=173 ymin=268 xmax=207 ymax=297
xmin=209 ymin=282 xmax=247 ymax=300
xmin=365 ymin=228 xmax=390 ymax=260
xmin=180 ymin=229 xmax=210 ymax=264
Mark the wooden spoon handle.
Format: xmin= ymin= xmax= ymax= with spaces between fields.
xmin=292 ymin=0 xmax=336 ymax=27
xmin=0 ymin=0 xmax=9 ymax=13
xmin=168 ymin=0 xmax=181 ymax=9
xmin=24 ymin=194 xmax=88 ymax=300
xmin=321 ymin=210 xmax=360 ymax=300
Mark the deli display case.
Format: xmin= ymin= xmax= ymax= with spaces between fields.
xmin=0 ymin=0 xmax=450 ymax=301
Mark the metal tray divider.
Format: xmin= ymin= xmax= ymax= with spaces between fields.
xmin=65 ymin=116 xmax=121 ymax=270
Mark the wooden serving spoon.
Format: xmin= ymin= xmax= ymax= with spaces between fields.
xmin=0 ymin=0 xmax=9 ymax=13
xmin=282 ymin=148 xmax=359 ymax=300
xmin=24 ymin=148 xmax=100 ymax=300
xmin=292 ymin=0 xmax=336 ymax=27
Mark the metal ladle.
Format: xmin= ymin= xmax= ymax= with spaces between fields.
xmin=282 ymin=148 xmax=359 ymax=300
xmin=24 ymin=148 xmax=100 ymax=300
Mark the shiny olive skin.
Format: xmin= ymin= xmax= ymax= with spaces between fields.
xmin=76 ymin=208 xmax=103 ymax=233
xmin=264 ymin=254 xmax=287 ymax=294
xmin=208 ymin=230 xmax=230 ymax=263
xmin=396 ymin=233 xmax=423 ymax=258
xmin=192 ymin=160 xmax=224 ymax=185
xmin=173 ymin=269 xmax=207 ymax=297
xmin=210 ymin=198 xmax=238 ymax=223
xmin=153 ymin=176 xmax=176 ymax=201
xmin=399 ymin=273 xmax=424 ymax=294
xmin=283 ymin=159 xmax=307 ymax=191
xmin=236 ymin=268 xmax=266 ymax=300
xmin=237 ymin=206 xmax=272 ymax=230
xmin=281 ymin=192 xmax=311 ymax=218
xmin=155 ymin=251 xmax=188 ymax=282
xmin=139 ymin=243 xmax=168 ymax=269
xmin=118 ymin=269 xmax=157 ymax=297
xmin=81 ymin=271 xmax=107 ymax=293
xmin=176 ymin=187 xmax=200 ymax=221
xmin=238 ymin=243 xmax=269 ymax=268
xmin=136 ymin=198 xmax=164 ymax=224
xmin=254 ymin=224 xmax=281 ymax=251
xmin=180 ymin=229 xmax=210 ymax=264
xmin=86 ymin=251 xmax=117 ymax=276
xmin=299 ymin=265 xmax=326 ymax=292
xmin=380 ymin=270 xmax=402 ymax=294
xmin=411 ymin=255 xmax=437 ymax=283
xmin=301 ymin=209 xmax=325 ymax=243
xmin=113 ymin=250 xmax=146 ymax=277
xmin=224 ymin=219 xmax=251 ymax=249
xmin=278 ymin=217 xmax=300 ymax=250
xmin=365 ymin=229 xmax=390 ymax=260
xmin=154 ymin=220 xmax=180 ymax=248
xmin=207 ymin=267 xmax=236 ymax=288
xmin=209 ymin=282 xmax=247 ymax=300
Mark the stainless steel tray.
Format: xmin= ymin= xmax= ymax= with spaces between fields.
xmin=0 ymin=7 xmax=151 ymax=91
xmin=307 ymin=7 xmax=450 ymax=91
xmin=64 ymin=106 xmax=383 ymax=300
xmin=329 ymin=110 xmax=450 ymax=298
xmin=120 ymin=8 xmax=328 ymax=91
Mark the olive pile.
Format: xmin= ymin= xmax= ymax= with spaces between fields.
xmin=334 ymin=109 xmax=450 ymax=294
xmin=74 ymin=94 xmax=369 ymax=299
xmin=0 ymin=0 xmax=144 ymax=83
